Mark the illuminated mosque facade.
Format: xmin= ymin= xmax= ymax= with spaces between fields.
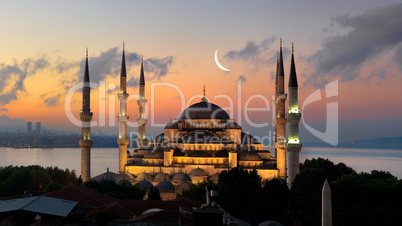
xmin=80 ymin=40 xmax=302 ymax=199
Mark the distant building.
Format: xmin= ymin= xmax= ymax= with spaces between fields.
xmin=27 ymin=122 xmax=32 ymax=133
xmin=36 ymin=122 xmax=41 ymax=135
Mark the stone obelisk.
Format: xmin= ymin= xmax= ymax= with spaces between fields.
xmin=322 ymin=179 xmax=332 ymax=226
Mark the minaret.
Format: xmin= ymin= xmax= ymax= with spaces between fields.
xmin=274 ymin=39 xmax=287 ymax=180
xmin=286 ymin=43 xmax=302 ymax=188
xmin=79 ymin=48 xmax=93 ymax=182
xmin=136 ymin=55 xmax=148 ymax=150
xmin=117 ymin=43 xmax=130 ymax=174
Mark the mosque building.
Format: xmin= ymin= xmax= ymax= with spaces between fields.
xmin=81 ymin=40 xmax=302 ymax=198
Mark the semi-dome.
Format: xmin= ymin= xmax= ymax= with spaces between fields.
xmin=137 ymin=180 xmax=154 ymax=189
xmin=156 ymin=180 xmax=175 ymax=190
xmin=189 ymin=168 xmax=208 ymax=177
xmin=154 ymin=173 xmax=170 ymax=182
xmin=136 ymin=172 xmax=153 ymax=181
xmin=143 ymin=147 xmax=164 ymax=159
xmin=171 ymin=173 xmax=192 ymax=184
xmin=238 ymin=151 xmax=262 ymax=161
xmin=176 ymin=182 xmax=191 ymax=194
xmin=178 ymin=101 xmax=230 ymax=120
xmin=209 ymin=174 xmax=219 ymax=184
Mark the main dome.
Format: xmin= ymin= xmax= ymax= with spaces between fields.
xmin=178 ymin=101 xmax=230 ymax=120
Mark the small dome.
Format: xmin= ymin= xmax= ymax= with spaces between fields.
xmin=136 ymin=172 xmax=153 ymax=181
xmin=117 ymin=179 xmax=131 ymax=185
xmin=156 ymin=180 xmax=175 ymax=190
xmin=176 ymin=182 xmax=191 ymax=194
xmin=190 ymin=151 xmax=211 ymax=157
xmin=165 ymin=121 xmax=179 ymax=129
xmin=143 ymin=147 xmax=164 ymax=159
xmin=238 ymin=151 xmax=262 ymax=161
xmin=154 ymin=173 xmax=170 ymax=182
xmin=137 ymin=180 xmax=154 ymax=189
xmin=215 ymin=150 xmax=228 ymax=157
xmin=92 ymin=171 xmax=118 ymax=183
xmin=209 ymin=174 xmax=219 ymax=184
xmin=189 ymin=168 xmax=208 ymax=177
xmin=171 ymin=173 xmax=192 ymax=184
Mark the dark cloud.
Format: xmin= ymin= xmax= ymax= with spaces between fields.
xmin=0 ymin=58 xmax=49 ymax=104
xmin=238 ymin=75 xmax=247 ymax=82
xmin=225 ymin=37 xmax=276 ymax=61
xmin=310 ymin=3 xmax=402 ymax=85
xmin=40 ymin=93 xmax=62 ymax=106
xmin=72 ymin=48 xmax=173 ymax=86
xmin=0 ymin=47 xmax=174 ymax=106
xmin=0 ymin=108 xmax=8 ymax=112
xmin=127 ymin=77 xmax=139 ymax=88
xmin=145 ymin=56 xmax=173 ymax=79
xmin=394 ymin=44 xmax=402 ymax=70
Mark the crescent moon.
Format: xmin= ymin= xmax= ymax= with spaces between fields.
xmin=214 ymin=49 xmax=231 ymax=72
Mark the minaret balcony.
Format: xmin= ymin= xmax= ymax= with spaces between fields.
xmin=287 ymin=143 xmax=302 ymax=152
xmin=118 ymin=93 xmax=129 ymax=100
xmin=79 ymin=139 xmax=93 ymax=148
xmin=80 ymin=112 xmax=93 ymax=121
xmin=275 ymin=94 xmax=287 ymax=103
xmin=137 ymin=99 xmax=147 ymax=106
xmin=275 ymin=138 xmax=287 ymax=150
xmin=117 ymin=139 xmax=129 ymax=146
xmin=286 ymin=113 xmax=301 ymax=122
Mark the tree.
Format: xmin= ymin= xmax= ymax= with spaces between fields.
xmin=83 ymin=179 xmax=145 ymax=200
xmin=178 ymin=181 xmax=217 ymax=203
xmin=259 ymin=179 xmax=289 ymax=224
xmin=290 ymin=158 xmax=402 ymax=226
xmin=147 ymin=187 xmax=162 ymax=200
xmin=218 ymin=167 xmax=262 ymax=225
xmin=0 ymin=165 xmax=77 ymax=197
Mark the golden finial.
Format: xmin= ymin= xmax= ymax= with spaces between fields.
xmin=123 ymin=41 xmax=125 ymax=51
xmin=86 ymin=48 xmax=88 ymax=57
xmin=280 ymin=38 xmax=282 ymax=47
xmin=203 ymin=85 xmax=206 ymax=97
xmin=141 ymin=55 xmax=143 ymax=64
xmin=292 ymin=42 xmax=294 ymax=54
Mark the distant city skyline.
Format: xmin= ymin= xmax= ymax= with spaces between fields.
xmin=0 ymin=1 xmax=401 ymax=144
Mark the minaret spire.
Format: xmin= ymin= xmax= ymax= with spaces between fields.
xmin=140 ymin=55 xmax=145 ymax=86
xmin=84 ymin=49 xmax=90 ymax=84
xmin=288 ymin=43 xmax=298 ymax=88
xmin=286 ymin=42 xmax=302 ymax=188
xmin=79 ymin=48 xmax=93 ymax=182
xmin=137 ymin=55 xmax=148 ymax=151
xmin=117 ymin=42 xmax=130 ymax=174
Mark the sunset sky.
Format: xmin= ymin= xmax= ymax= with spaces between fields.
xmin=0 ymin=0 xmax=401 ymax=144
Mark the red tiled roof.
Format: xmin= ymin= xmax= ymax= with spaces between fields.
xmin=0 ymin=197 xmax=16 ymax=201
xmin=44 ymin=184 xmax=116 ymax=207
xmin=135 ymin=210 xmax=192 ymax=225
